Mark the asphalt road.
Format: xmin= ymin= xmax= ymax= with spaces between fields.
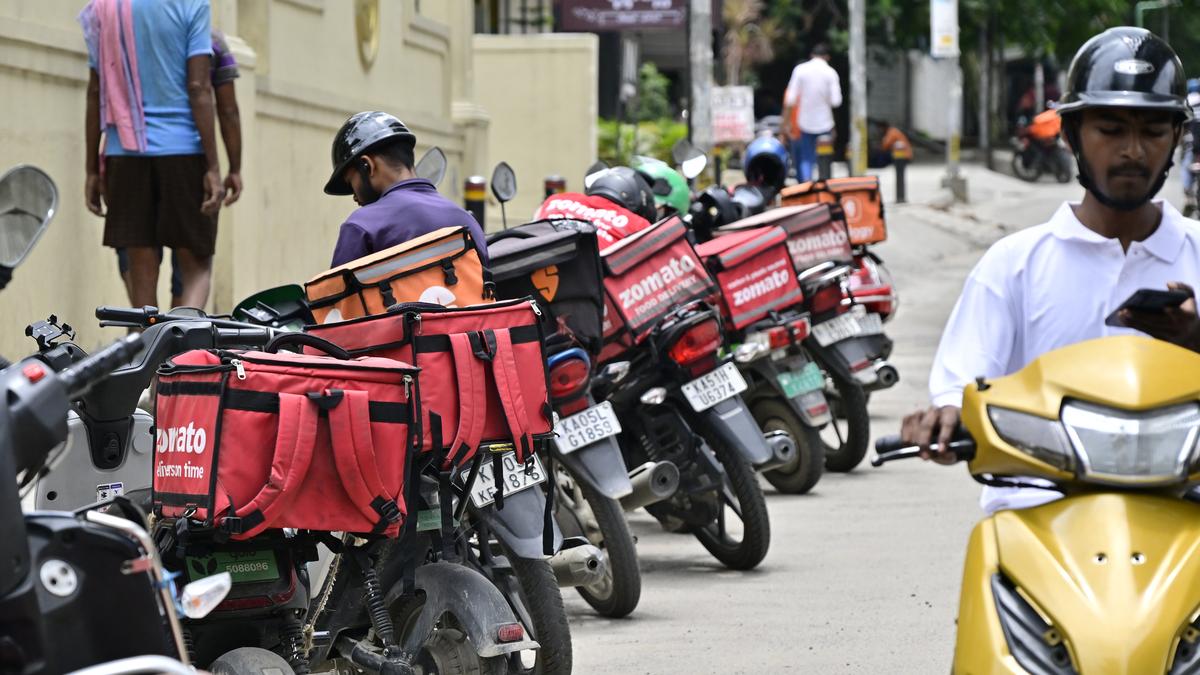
xmin=567 ymin=166 xmax=1188 ymax=674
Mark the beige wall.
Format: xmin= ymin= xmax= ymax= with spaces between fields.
xmin=473 ymin=33 xmax=598 ymax=229
xmin=0 ymin=1 xmax=596 ymax=359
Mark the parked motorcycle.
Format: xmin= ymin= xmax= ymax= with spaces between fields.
xmin=1011 ymin=110 xmax=1073 ymax=183
xmin=875 ymin=335 xmax=1200 ymax=673
xmin=1 ymin=165 xmax=229 ymax=675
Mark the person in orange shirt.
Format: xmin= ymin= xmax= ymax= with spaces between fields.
xmin=869 ymin=119 xmax=911 ymax=168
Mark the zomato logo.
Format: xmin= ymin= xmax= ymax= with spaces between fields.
xmin=732 ymin=269 xmax=791 ymax=307
xmin=156 ymin=423 xmax=208 ymax=455
xmin=617 ymin=255 xmax=698 ymax=309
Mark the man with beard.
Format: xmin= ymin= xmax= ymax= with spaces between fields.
xmin=898 ymin=27 xmax=1200 ymax=513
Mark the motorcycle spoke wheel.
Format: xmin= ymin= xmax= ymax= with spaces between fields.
xmin=688 ymin=416 xmax=771 ymax=570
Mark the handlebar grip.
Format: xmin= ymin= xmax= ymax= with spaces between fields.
xmin=873 ymin=435 xmax=909 ymax=454
xmin=95 ymin=305 xmax=159 ymax=325
xmin=216 ymin=327 xmax=274 ymax=349
xmin=59 ymin=334 xmax=144 ymax=398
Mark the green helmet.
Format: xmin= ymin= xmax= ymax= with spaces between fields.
xmin=632 ymin=157 xmax=690 ymax=215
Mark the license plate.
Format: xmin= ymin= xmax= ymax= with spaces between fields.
xmin=858 ymin=312 xmax=884 ymax=335
xmin=186 ymin=549 xmax=280 ymax=584
xmin=812 ymin=312 xmax=862 ymax=346
xmin=461 ymin=451 xmax=547 ymax=508
xmin=682 ymin=362 xmax=749 ymax=412
xmin=777 ymin=362 xmax=825 ymax=398
xmin=554 ymin=401 xmax=622 ymax=455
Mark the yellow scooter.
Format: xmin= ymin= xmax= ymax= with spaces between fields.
xmin=875 ymin=335 xmax=1200 ymax=674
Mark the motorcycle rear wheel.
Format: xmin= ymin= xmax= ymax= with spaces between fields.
xmin=554 ymin=467 xmax=643 ymax=618
xmin=1011 ymin=150 xmax=1042 ymax=182
xmin=499 ymin=543 xmax=573 ymax=675
xmin=209 ymin=647 xmax=296 ymax=675
xmin=688 ymin=414 xmax=771 ymax=570
xmin=391 ymin=597 xmax=508 ymax=675
xmin=821 ymin=375 xmax=871 ymax=472
xmin=754 ymin=398 xmax=824 ymax=495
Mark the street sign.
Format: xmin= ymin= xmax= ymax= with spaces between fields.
xmin=711 ymin=86 xmax=755 ymax=144
xmin=930 ymin=0 xmax=959 ymax=58
xmin=561 ymin=0 xmax=687 ymax=32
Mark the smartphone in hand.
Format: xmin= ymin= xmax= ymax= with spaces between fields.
xmin=1105 ymin=288 xmax=1193 ymax=327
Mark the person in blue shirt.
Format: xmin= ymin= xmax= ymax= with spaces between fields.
xmin=324 ymin=111 xmax=487 ymax=267
xmin=82 ymin=0 xmax=222 ymax=310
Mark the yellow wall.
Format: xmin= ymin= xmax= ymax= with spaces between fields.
xmin=473 ymin=33 xmax=599 ymax=229
xmin=0 ymin=1 xmax=596 ymax=359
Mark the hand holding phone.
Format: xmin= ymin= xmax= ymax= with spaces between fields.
xmin=1105 ymin=288 xmax=1193 ymax=328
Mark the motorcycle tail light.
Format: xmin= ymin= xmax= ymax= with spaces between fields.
xmin=788 ymin=316 xmax=811 ymax=342
xmin=809 ymin=283 xmax=844 ymax=315
xmin=549 ymin=357 xmax=590 ymax=402
xmin=668 ymin=318 xmax=722 ymax=370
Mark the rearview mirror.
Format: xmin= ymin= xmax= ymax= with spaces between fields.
xmin=672 ymin=139 xmax=708 ymax=180
xmin=0 ymin=165 xmax=56 ymax=268
xmin=680 ymin=154 xmax=708 ymax=180
xmin=414 ymin=147 xmax=448 ymax=187
xmin=490 ymin=162 xmax=517 ymax=204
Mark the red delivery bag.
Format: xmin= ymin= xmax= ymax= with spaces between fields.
xmin=780 ymin=177 xmax=887 ymax=245
xmin=534 ymin=192 xmax=653 ymax=248
xmin=600 ymin=216 xmax=718 ymax=353
xmin=153 ymin=339 xmax=419 ymax=540
xmin=719 ymin=203 xmax=853 ymax=272
xmin=306 ymin=298 xmax=553 ymax=468
xmin=696 ymin=225 xmax=804 ymax=329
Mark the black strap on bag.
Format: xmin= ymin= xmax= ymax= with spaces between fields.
xmin=491 ymin=452 xmax=506 ymax=510
xmin=538 ymin=452 xmax=555 ymax=556
xmin=264 ymin=332 xmax=352 ymax=359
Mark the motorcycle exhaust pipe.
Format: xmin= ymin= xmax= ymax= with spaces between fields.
xmin=551 ymin=543 xmax=607 ymax=588
xmin=619 ymin=461 xmax=680 ymax=511
xmin=873 ymin=360 xmax=900 ymax=389
xmin=756 ymin=430 xmax=798 ymax=472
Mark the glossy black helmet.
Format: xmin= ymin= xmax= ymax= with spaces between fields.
xmin=1057 ymin=27 xmax=1189 ymax=119
xmin=585 ymin=166 xmax=657 ymax=222
xmin=324 ymin=111 xmax=417 ymax=195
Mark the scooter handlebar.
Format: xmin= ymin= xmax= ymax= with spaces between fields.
xmin=95 ymin=305 xmax=159 ymax=326
xmin=871 ymin=436 xmax=976 ymax=467
xmin=58 ymin=334 xmax=145 ymax=398
xmin=216 ymin=326 xmax=275 ymax=349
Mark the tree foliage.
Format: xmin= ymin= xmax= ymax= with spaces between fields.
xmin=722 ymin=0 xmax=780 ymax=86
xmin=634 ymin=62 xmax=673 ymax=122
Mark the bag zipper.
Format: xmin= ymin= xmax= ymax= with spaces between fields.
xmin=236 ymin=353 xmax=419 ymax=375
xmin=230 ymin=359 xmax=246 ymax=380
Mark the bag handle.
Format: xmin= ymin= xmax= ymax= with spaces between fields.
xmin=229 ymin=392 xmax=319 ymax=539
xmin=484 ymin=328 xmax=537 ymax=463
xmin=265 ymin=332 xmax=352 ymax=360
xmin=324 ymin=389 xmax=406 ymax=534
xmin=442 ymin=333 xmax=489 ymax=469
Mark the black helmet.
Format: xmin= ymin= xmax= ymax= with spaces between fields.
xmin=585 ymin=166 xmax=657 ymax=222
xmin=324 ymin=111 xmax=416 ymax=195
xmin=1057 ymin=27 xmax=1189 ymax=119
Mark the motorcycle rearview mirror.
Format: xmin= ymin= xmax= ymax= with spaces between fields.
xmin=414 ymin=147 xmax=448 ymax=187
xmin=583 ymin=160 xmax=609 ymax=189
xmin=680 ymin=154 xmax=708 ymax=181
xmin=671 ymin=139 xmax=708 ymax=180
xmin=180 ymin=572 xmax=232 ymax=619
xmin=490 ymin=161 xmax=517 ymax=230
xmin=0 ymin=165 xmax=57 ymax=269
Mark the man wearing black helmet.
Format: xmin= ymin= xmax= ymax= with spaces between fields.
xmin=898 ymin=27 xmax=1200 ymax=512
xmin=325 ymin=111 xmax=487 ymax=266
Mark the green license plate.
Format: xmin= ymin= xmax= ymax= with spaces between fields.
xmin=777 ymin=362 xmax=825 ymax=399
xmin=186 ymin=549 xmax=280 ymax=584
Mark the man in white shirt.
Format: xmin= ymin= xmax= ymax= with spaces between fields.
xmin=898 ymin=27 xmax=1200 ymax=513
xmin=782 ymin=43 xmax=842 ymax=182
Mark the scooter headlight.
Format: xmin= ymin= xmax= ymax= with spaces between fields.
xmin=988 ymin=406 xmax=1075 ymax=472
xmin=1061 ymin=401 xmax=1200 ymax=486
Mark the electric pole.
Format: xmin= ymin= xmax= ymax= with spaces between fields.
xmin=689 ymin=0 xmax=713 ymax=151
xmin=849 ymin=0 xmax=867 ymax=176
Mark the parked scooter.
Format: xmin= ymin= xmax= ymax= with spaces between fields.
xmin=2 ymin=165 xmax=227 ymax=675
xmin=875 ymin=335 xmax=1200 ymax=673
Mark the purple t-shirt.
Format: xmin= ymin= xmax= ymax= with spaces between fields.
xmin=330 ymin=179 xmax=488 ymax=267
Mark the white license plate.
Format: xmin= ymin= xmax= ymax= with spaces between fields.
xmin=812 ymin=312 xmax=863 ymax=346
xmin=554 ymin=401 xmax=622 ymax=455
xmin=461 ymin=451 xmax=547 ymax=508
xmin=858 ymin=312 xmax=884 ymax=335
xmin=682 ymin=362 xmax=749 ymax=412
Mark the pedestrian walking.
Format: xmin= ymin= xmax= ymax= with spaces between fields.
xmin=82 ymin=0 xmax=222 ymax=310
xmin=781 ymin=43 xmax=843 ymax=182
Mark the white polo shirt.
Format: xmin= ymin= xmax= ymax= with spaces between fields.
xmin=783 ymin=58 xmax=843 ymax=135
xmin=929 ymin=200 xmax=1200 ymax=512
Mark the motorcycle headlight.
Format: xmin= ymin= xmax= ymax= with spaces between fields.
xmin=988 ymin=406 xmax=1076 ymax=472
xmin=1061 ymin=401 xmax=1200 ymax=486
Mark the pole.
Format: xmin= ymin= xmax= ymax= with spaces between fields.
xmin=1034 ymin=61 xmax=1045 ymax=114
xmin=689 ymin=0 xmax=713 ymax=151
xmin=685 ymin=2 xmax=693 ymax=143
xmin=849 ymin=0 xmax=868 ymax=177
xmin=979 ymin=8 xmax=992 ymax=171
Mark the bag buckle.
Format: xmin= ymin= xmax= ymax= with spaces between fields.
xmin=371 ymin=496 xmax=403 ymax=524
xmin=219 ymin=516 xmax=245 ymax=535
xmin=470 ymin=330 xmax=497 ymax=362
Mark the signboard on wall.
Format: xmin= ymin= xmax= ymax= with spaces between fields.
xmin=711 ymin=86 xmax=755 ymax=144
xmin=930 ymin=0 xmax=959 ymax=58
xmin=561 ymin=0 xmax=687 ymax=32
